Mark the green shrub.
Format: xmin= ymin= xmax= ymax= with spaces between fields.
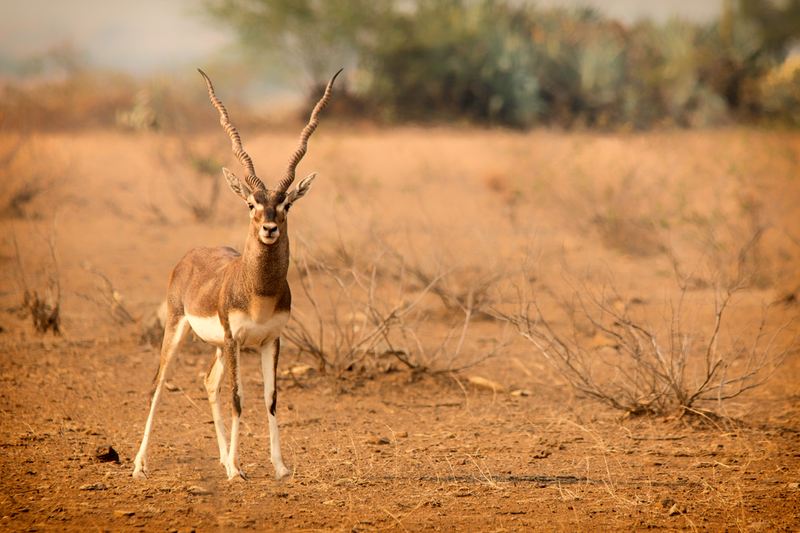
xmin=364 ymin=1 xmax=543 ymax=127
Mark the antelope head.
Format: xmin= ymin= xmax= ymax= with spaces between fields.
xmin=199 ymin=68 xmax=341 ymax=246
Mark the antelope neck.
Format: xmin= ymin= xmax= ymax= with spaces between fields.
xmin=241 ymin=229 xmax=289 ymax=296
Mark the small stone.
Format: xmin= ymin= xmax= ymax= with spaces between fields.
xmin=283 ymin=364 xmax=314 ymax=377
xmin=787 ymin=482 xmax=800 ymax=490
xmin=510 ymin=389 xmax=531 ymax=397
xmin=467 ymin=376 xmax=505 ymax=392
xmin=322 ymin=500 xmax=336 ymax=506
xmin=531 ymin=449 xmax=551 ymax=459
xmin=164 ymin=381 xmax=180 ymax=392
xmin=95 ymin=446 xmax=120 ymax=463
xmin=79 ymin=483 xmax=107 ymax=491
xmin=187 ymin=485 xmax=211 ymax=496
xmin=113 ymin=510 xmax=135 ymax=518
xmin=395 ymin=431 xmax=409 ymax=438
xmin=368 ymin=436 xmax=391 ymax=445
xmin=668 ymin=503 xmax=684 ymax=516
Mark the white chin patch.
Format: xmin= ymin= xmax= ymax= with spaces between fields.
xmin=259 ymin=231 xmax=279 ymax=245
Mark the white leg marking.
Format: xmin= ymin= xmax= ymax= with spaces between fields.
xmin=262 ymin=338 xmax=290 ymax=479
xmin=204 ymin=348 xmax=228 ymax=465
xmin=133 ymin=317 xmax=189 ymax=478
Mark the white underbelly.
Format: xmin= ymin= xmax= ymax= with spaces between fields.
xmin=186 ymin=311 xmax=289 ymax=348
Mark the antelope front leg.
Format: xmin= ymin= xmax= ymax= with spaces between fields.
xmin=133 ymin=316 xmax=189 ymax=478
xmin=261 ymin=338 xmax=290 ymax=479
xmin=224 ymin=337 xmax=246 ymax=480
xmin=204 ymin=348 xmax=228 ymax=466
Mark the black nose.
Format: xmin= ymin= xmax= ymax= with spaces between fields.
xmin=263 ymin=224 xmax=279 ymax=236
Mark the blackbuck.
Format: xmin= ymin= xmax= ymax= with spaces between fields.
xmin=132 ymin=68 xmax=341 ymax=480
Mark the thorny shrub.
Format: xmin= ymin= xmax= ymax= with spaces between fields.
xmin=494 ymin=263 xmax=796 ymax=416
xmin=283 ymin=239 xmax=503 ymax=376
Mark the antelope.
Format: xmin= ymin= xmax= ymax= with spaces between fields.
xmin=132 ymin=68 xmax=341 ymax=480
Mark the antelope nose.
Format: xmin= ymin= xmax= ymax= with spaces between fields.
xmin=263 ymin=223 xmax=279 ymax=236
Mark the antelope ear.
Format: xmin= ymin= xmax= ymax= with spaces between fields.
xmin=222 ymin=167 xmax=250 ymax=200
xmin=286 ymin=172 xmax=317 ymax=204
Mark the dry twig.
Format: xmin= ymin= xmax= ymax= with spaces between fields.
xmin=11 ymin=224 xmax=61 ymax=334
xmin=78 ymin=263 xmax=136 ymax=325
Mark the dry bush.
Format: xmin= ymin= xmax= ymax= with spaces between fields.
xmin=495 ymin=267 xmax=796 ymax=416
xmin=284 ymin=239 xmax=502 ymax=376
xmin=10 ymin=227 xmax=61 ymax=335
xmin=77 ymin=263 xmax=136 ymax=326
xmin=284 ymin=243 xmax=431 ymax=374
xmin=2 ymin=135 xmax=71 ymax=333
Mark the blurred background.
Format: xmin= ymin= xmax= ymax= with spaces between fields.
xmin=1 ymin=0 xmax=799 ymax=130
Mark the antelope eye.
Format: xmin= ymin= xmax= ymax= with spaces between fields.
xmin=284 ymin=203 xmax=292 ymax=212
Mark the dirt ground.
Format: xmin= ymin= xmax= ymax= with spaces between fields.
xmin=1 ymin=127 xmax=799 ymax=531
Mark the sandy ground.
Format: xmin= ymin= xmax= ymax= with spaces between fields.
xmin=1 ymin=127 xmax=799 ymax=531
